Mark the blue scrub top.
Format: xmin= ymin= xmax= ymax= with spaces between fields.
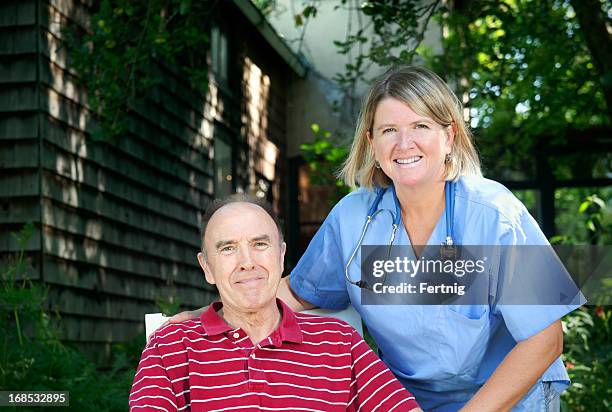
xmin=290 ymin=176 xmax=580 ymax=411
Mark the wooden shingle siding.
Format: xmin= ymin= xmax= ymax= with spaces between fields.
xmin=0 ymin=224 xmax=41 ymax=253
xmin=41 ymin=143 xmax=205 ymax=229
xmin=41 ymin=173 xmax=200 ymax=251
xmin=40 ymin=199 xmax=200 ymax=271
xmin=1 ymin=169 xmax=40 ymax=197
xmin=48 ymin=287 xmax=152 ymax=321
xmin=0 ymin=166 xmax=41 ymax=256
xmin=0 ymin=0 xmax=41 ymax=280
xmin=35 ymin=0 xmax=217 ymax=358
xmin=1 ymin=0 xmax=295 ymax=363
xmin=0 ymin=139 xmax=39 ymax=168
xmin=0 ymin=85 xmax=39 ymax=112
xmin=44 ymin=255 xmax=205 ymax=303
xmin=0 ymin=0 xmax=37 ymax=27
xmin=0 ymin=113 xmax=38 ymax=138
xmin=43 ymin=131 xmax=212 ymax=215
xmin=0 ymin=197 xmax=40 ymax=225
xmin=0 ymin=55 xmax=37 ymax=83
xmin=53 ymin=315 xmax=146 ymax=343
xmin=0 ymin=27 xmax=38 ymax=55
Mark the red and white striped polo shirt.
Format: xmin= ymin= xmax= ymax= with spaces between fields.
xmin=129 ymin=299 xmax=419 ymax=411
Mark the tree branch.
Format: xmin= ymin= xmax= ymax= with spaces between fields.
xmin=569 ymin=0 xmax=612 ymax=120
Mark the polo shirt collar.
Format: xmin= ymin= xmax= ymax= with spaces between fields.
xmin=275 ymin=298 xmax=303 ymax=344
xmin=200 ymin=301 xmax=233 ymax=336
xmin=199 ymin=299 xmax=303 ymax=345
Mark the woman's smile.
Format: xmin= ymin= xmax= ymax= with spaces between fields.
xmin=394 ymin=156 xmax=423 ymax=167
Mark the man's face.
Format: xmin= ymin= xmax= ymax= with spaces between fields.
xmin=197 ymin=202 xmax=286 ymax=313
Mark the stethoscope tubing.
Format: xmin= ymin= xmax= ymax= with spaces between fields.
xmin=344 ymin=181 xmax=456 ymax=289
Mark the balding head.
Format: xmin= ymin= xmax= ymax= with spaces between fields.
xmin=200 ymin=194 xmax=283 ymax=260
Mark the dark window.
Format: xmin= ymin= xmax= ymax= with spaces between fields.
xmin=214 ymin=136 xmax=233 ymax=197
xmin=211 ymin=25 xmax=228 ymax=84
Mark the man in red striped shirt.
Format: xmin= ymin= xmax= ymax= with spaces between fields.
xmin=129 ymin=194 xmax=421 ymax=412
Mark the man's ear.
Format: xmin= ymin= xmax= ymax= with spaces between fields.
xmin=197 ymin=252 xmax=215 ymax=285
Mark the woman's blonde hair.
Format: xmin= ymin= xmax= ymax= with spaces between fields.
xmin=338 ymin=66 xmax=482 ymax=189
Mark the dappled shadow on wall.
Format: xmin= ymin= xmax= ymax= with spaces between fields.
xmin=35 ymin=1 xmax=217 ymax=364
xmin=241 ymin=56 xmax=278 ymax=202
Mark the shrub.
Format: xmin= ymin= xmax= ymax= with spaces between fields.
xmin=0 ymin=224 xmax=140 ymax=411
xmin=561 ymin=306 xmax=611 ymax=411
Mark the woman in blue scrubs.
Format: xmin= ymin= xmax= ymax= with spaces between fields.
xmin=177 ymin=66 xmax=579 ymax=411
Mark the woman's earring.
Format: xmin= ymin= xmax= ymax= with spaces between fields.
xmin=374 ymin=160 xmax=381 ymax=169
xmin=445 ymin=153 xmax=452 ymax=164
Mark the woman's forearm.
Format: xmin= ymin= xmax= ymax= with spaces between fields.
xmin=277 ymin=276 xmax=317 ymax=311
xmin=460 ymin=320 xmax=563 ymax=412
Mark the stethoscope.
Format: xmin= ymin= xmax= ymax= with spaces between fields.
xmin=344 ymin=180 xmax=457 ymax=289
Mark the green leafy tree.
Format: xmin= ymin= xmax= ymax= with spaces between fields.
xmin=295 ymin=0 xmax=610 ymax=180
xmin=300 ymin=124 xmax=351 ymax=201
xmin=433 ymin=0 xmax=610 ymax=179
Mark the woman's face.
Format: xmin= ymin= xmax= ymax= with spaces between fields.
xmin=368 ymin=97 xmax=453 ymax=190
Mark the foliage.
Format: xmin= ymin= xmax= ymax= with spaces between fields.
xmin=433 ymin=0 xmax=610 ymax=179
xmin=296 ymin=0 xmax=610 ymax=180
xmin=557 ymin=191 xmax=612 ymax=410
xmin=334 ymin=0 xmax=441 ymax=96
xmin=300 ymin=124 xmax=351 ymax=200
xmin=578 ymin=194 xmax=609 ymax=239
xmin=252 ymin=0 xmax=279 ymax=17
xmin=155 ymin=295 xmax=182 ymax=317
xmin=561 ymin=306 xmax=611 ymax=411
xmin=0 ymin=225 xmax=142 ymax=411
xmin=551 ymin=188 xmax=612 ymax=245
xmin=66 ymin=0 xmax=213 ymax=140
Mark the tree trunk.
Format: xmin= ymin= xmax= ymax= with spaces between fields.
xmin=570 ymin=0 xmax=612 ymax=120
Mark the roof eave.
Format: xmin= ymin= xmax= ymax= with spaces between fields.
xmin=232 ymin=0 xmax=308 ymax=78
